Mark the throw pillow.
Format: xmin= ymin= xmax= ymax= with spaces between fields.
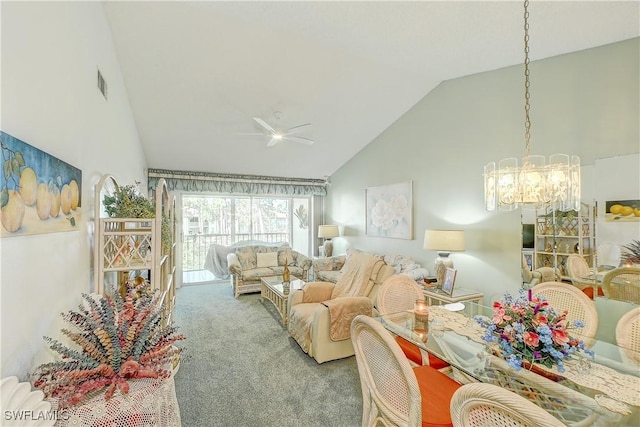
xmin=278 ymin=249 xmax=294 ymax=266
xmin=236 ymin=247 xmax=257 ymax=270
xmin=257 ymin=252 xmax=278 ymax=268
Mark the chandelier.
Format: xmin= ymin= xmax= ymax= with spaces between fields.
xmin=484 ymin=0 xmax=580 ymax=212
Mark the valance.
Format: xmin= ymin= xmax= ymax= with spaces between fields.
xmin=147 ymin=168 xmax=327 ymax=196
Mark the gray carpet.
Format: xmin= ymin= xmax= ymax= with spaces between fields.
xmin=172 ymin=283 xmax=362 ymax=427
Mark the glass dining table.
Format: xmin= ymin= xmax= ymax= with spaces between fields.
xmin=375 ymin=302 xmax=640 ymax=426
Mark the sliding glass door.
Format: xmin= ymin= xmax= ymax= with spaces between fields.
xmin=181 ymin=194 xmax=311 ymax=283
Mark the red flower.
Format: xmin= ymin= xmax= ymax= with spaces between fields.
xmin=492 ymin=307 xmax=511 ymax=324
xmin=552 ymin=328 xmax=570 ymax=346
xmin=523 ymin=331 xmax=540 ymax=347
xmin=532 ymin=314 xmax=548 ymax=326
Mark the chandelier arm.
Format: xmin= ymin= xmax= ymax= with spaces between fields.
xmin=524 ymin=0 xmax=531 ymax=158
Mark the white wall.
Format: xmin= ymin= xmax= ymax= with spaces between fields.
xmin=327 ymin=38 xmax=640 ymax=305
xmin=0 ymin=2 xmax=147 ymax=378
xmin=594 ymin=154 xmax=640 ymax=253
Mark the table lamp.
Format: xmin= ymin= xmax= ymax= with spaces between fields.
xmin=423 ymin=229 xmax=465 ymax=288
xmin=318 ymin=225 xmax=339 ymax=257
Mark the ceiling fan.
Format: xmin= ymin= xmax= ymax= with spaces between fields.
xmin=252 ymin=113 xmax=315 ymax=147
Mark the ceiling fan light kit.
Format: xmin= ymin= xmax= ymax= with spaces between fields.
xmin=252 ymin=114 xmax=315 ymax=147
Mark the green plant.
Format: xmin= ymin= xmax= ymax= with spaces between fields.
xmin=103 ymin=183 xmax=155 ymax=219
xmin=33 ymin=281 xmax=185 ymax=408
xmin=621 ymin=240 xmax=640 ymax=265
xmin=161 ymin=214 xmax=173 ymax=254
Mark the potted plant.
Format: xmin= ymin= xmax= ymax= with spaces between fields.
xmin=32 ymin=280 xmax=185 ymax=409
xmin=621 ymin=240 xmax=640 ymax=266
xmin=103 ymin=183 xmax=172 ymax=253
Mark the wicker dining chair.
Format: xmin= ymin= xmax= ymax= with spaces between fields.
xmin=601 ymin=267 xmax=640 ymax=304
xmin=616 ymin=306 xmax=640 ymax=365
xmin=532 ymin=281 xmax=598 ymax=347
xmin=350 ymin=314 xmax=461 ymax=427
xmin=376 ymin=275 xmax=449 ymax=370
xmin=566 ymin=254 xmax=601 ymax=299
xmin=450 ymin=382 xmax=564 ymax=427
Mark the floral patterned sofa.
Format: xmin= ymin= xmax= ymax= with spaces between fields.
xmin=313 ymin=249 xmax=430 ymax=284
xmin=227 ymin=244 xmax=312 ymax=297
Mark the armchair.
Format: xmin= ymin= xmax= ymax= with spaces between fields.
xmin=522 ymin=253 xmax=558 ymax=289
xmin=288 ymin=251 xmax=394 ymax=363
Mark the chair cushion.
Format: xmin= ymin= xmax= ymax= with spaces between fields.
xmin=396 ymin=336 xmax=450 ymax=370
xmin=413 ymin=365 xmax=461 ymax=427
xmin=581 ymin=286 xmax=605 ymax=300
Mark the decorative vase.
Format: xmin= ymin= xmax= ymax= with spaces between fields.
xmin=283 ymin=261 xmax=290 ymax=284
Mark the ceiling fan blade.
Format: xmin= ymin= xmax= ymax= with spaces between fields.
xmin=253 ymin=117 xmax=276 ymax=134
xmin=284 ymin=135 xmax=315 ymax=145
xmin=284 ymin=123 xmax=311 ymax=133
xmin=266 ymin=137 xmax=280 ymax=147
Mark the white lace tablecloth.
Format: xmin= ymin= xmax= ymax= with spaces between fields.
xmin=50 ymin=375 xmax=181 ymax=427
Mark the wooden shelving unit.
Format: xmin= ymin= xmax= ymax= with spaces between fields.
xmin=94 ymin=174 xmax=176 ymax=326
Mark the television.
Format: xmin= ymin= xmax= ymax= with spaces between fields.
xmin=522 ymin=224 xmax=535 ymax=249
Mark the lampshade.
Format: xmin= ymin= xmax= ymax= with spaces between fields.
xmin=318 ymin=225 xmax=339 ymax=239
xmin=423 ymin=230 xmax=465 ymax=252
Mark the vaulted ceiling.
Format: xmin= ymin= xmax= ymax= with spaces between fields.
xmin=102 ymin=1 xmax=639 ymax=180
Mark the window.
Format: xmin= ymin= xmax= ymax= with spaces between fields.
xmin=181 ymin=195 xmax=310 ymax=282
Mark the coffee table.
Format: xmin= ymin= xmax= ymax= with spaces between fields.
xmin=260 ymin=275 xmax=306 ymax=326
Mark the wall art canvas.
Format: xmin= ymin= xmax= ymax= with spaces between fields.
xmin=1 ymin=131 xmax=82 ymax=237
xmin=604 ymin=199 xmax=640 ymax=222
xmin=365 ymin=181 xmax=413 ymax=239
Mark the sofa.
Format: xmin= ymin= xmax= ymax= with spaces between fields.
xmin=204 ymin=240 xmax=285 ymax=279
xmin=313 ymin=251 xmax=429 ymax=284
xmin=228 ymin=244 xmax=312 ymax=297
xmin=288 ymin=250 xmax=395 ymax=363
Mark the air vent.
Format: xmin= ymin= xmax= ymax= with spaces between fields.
xmin=97 ymin=69 xmax=107 ymax=100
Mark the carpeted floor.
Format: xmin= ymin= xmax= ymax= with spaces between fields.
xmin=172 ymin=282 xmax=363 ymax=427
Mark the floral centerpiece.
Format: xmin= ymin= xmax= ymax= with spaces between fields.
xmin=474 ymin=289 xmax=593 ymax=372
xmin=32 ymin=280 xmax=185 ymax=409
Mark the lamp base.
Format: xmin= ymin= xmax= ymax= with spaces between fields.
xmin=323 ymin=239 xmax=334 ymax=258
xmin=434 ymin=253 xmax=453 ymax=288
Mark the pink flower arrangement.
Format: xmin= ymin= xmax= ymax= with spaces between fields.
xmin=475 ymin=289 xmax=593 ymax=372
xmin=32 ymin=280 xmax=185 ymax=408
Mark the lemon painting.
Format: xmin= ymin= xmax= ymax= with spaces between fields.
xmin=605 ymin=199 xmax=640 ymax=222
xmin=1 ymin=131 xmax=82 ymax=237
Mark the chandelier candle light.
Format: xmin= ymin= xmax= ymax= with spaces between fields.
xmin=318 ymin=225 xmax=339 ymax=257
xmin=424 ymin=229 xmax=465 ymax=287
xmin=484 ymin=0 xmax=580 ymax=212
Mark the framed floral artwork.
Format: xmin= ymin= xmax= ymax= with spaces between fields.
xmin=365 ymin=181 xmax=413 ymax=239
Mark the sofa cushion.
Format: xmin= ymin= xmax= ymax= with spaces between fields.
xmin=278 ymin=248 xmax=295 ymax=265
xmin=257 ymin=252 xmax=278 ymax=268
xmin=242 ymin=268 xmax=275 ymax=281
xmin=236 ymin=246 xmax=257 ymax=270
xmin=316 ymin=270 xmax=341 ymax=283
